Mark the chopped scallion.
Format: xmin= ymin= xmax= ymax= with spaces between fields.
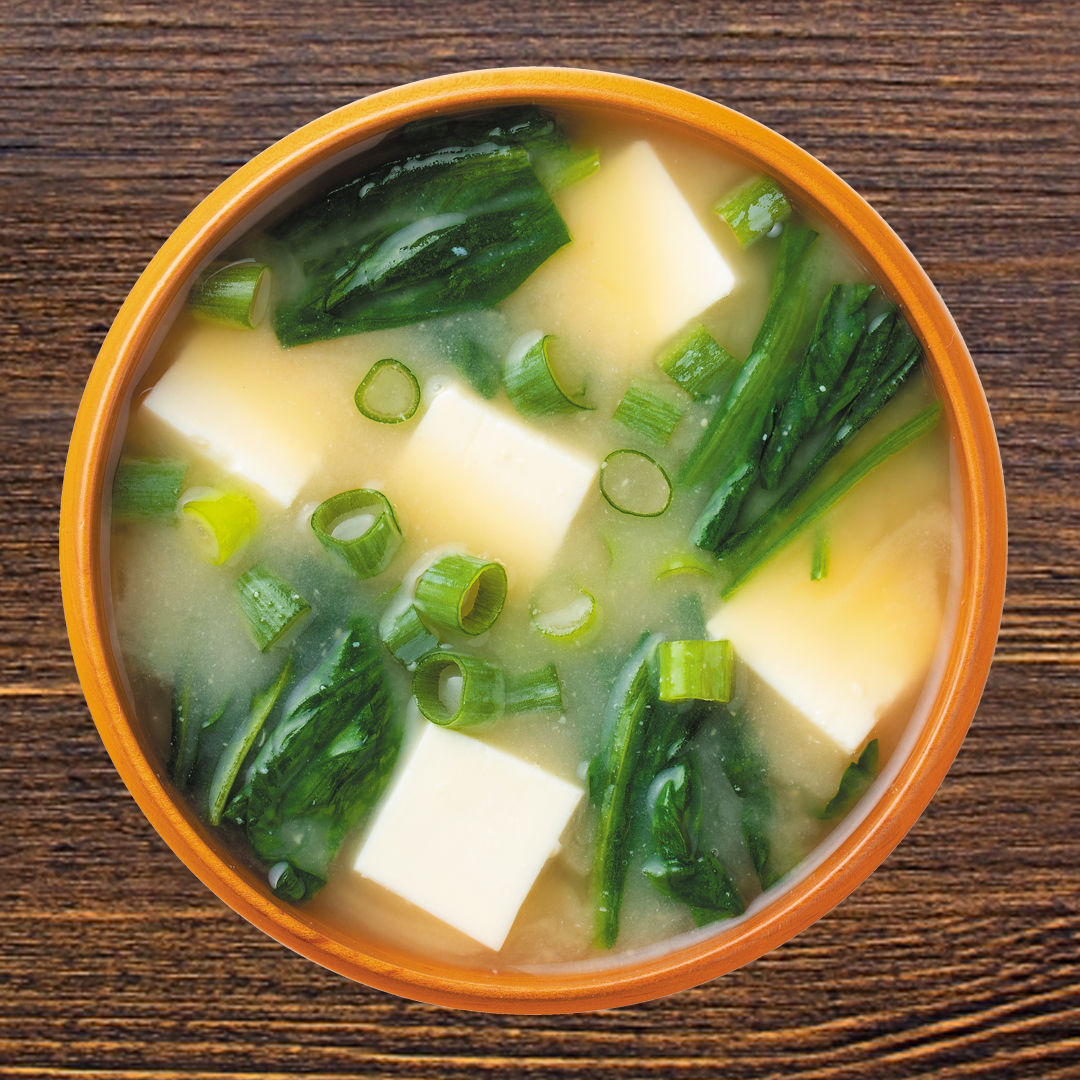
xmin=188 ymin=260 xmax=272 ymax=328
xmin=310 ymin=489 xmax=403 ymax=579
xmin=235 ymin=565 xmax=311 ymax=651
xmin=112 ymin=458 xmax=186 ymax=522
xmin=354 ymin=358 xmax=421 ymax=423
xmin=657 ymin=325 xmax=739 ymax=400
xmin=531 ymin=591 xmax=597 ymax=641
xmin=656 ymin=553 xmax=715 ymax=581
xmin=504 ymin=331 xmax=592 ymax=418
xmin=715 ymin=176 xmax=792 ymax=247
xmin=414 ymin=553 xmax=507 ymax=636
xmin=412 ymin=650 xmax=505 ymax=728
xmin=180 ymin=487 xmax=259 ymax=566
xmin=506 ymin=663 xmax=563 ymax=713
xmin=379 ymin=602 xmax=439 ymax=668
xmin=207 ymin=657 xmax=292 ymax=826
xmin=658 ymin=640 xmax=734 ymax=702
xmin=599 ymin=450 xmax=672 ymax=517
xmin=612 ymin=380 xmax=689 ymax=445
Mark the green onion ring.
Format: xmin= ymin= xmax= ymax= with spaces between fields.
xmin=599 ymin=449 xmax=673 ymax=517
xmin=414 ymin=553 xmax=507 ymax=636
xmin=354 ymin=358 xmax=421 ymax=424
xmin=504 ymin=331 xmax=592 ymax=418
xmin=412 ymin=650 xmax=505 ymax=728
xmin=310 ymin=489 xmax=403 ymax=579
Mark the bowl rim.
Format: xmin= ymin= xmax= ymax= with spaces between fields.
xmin=59 ymin=66 xmax=1007 ymax=1013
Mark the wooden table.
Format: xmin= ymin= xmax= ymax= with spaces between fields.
xmin=3 ymin=3 xmax=1077 ymax=1076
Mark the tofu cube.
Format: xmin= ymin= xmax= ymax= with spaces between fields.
xmin=142 ymin=322 xmax=329 ymax=506
xmin=385 ymin=384 xmax=598 ymax=587
xmin=708 ymin=504 xmax=951 ymax=756
xmin=503 ymin=140 xmax=737 ymax=370
xmin=354 ymin=723 xmax=583 ymax=952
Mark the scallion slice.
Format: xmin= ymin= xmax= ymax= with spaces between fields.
xmin=612 ymin=380 xmax=689 ymax=445
xmin=715 ymin=176 xmax=792 ymax=248
xmin=531 ymin=591 xmax=597 ymax=641
xmin=188 ymin=260 xmax=272 ymax=328
xmin=657 ymin=553 xmax=715 ymax=580
xmin=112 ymin=458 xmax=187 ymax=522
xmin=379 ymin=602 xmax=439 ymax=668
xmin=414 ymin=553 xmax=507 ymax=636
xmin=811 ymin=527 xmax=831 ymax=581
xmin=207 ymin=656 xmax=292 ymax=826
xmin=658 ymin=640 xmax=734 ymax=702
xmin=657 ymin=326 xmax=738 ymax=400
xmin=310 ymin=488 xmax=403 ymax=579
xmin=235 ymin=565 xmax=311 ymax=652
xmin=180 ymin=487 xmax=259 ymax=566
xmin=504 ymin=331 xmax=592 ymax=418
xmin=506 ymin=663 xmax=564 ymax=713
xmin=412 ymin=650 xmax=505 ymax=728
xmin=599 ymin=450 xmax=672 ymax=517
xmin=354 ymin=358 xmax=421 ymax=423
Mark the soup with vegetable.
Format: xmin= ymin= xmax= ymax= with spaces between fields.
xmin=108 ymin=105 xmax=955 ymax=969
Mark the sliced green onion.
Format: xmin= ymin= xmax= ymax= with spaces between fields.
xmin=506 ymin=663 xmax=564 ymax=713
xmin=412 ymin=650 xmax=505 ymax=728
xmin=414 ymin=553 xmax=507 ymax=636
xmin=599 ymin=450 xmax=672 ymax=517
xmin=379 ymin=602 xmax=439 ymax=668
xmin=811 ymin=527 xmax=831 ymax=581
xmin=534 ymin=146 xmax=600 ymax=193
xmin=658 ymin=640 xmax=734 ymax=702
xmin=657 ymin=552 xmax=715 ymax=581
xmin=310 ymin=488 xmax=402 ymax=579
xmin=612 ymin=380 xmax=689 ymax=445
xmin=207 ymin=657 xmax=292 ymax=826
xmin=112 ymin=458 xmax=187 ymax=522
xmin=504 ymin=331 xmax=591 ymax=418
xmin=180 ymin=487 xmax=259 ymax=566
xmin=188 ymin=261 xmax=272 ymax=328
xmin=354 ymin=358 xmax=421 ymax=423
xmin=531 ymin=591 xmax=597 ymax=641
xmin=235 ymin=565 xmax=311 ymax=652
xmin=715 ymin=176 xmax=792 ymax=248
xmin=657 ymin=325 xmax=739 ymax=400
xmin=721 ymin=402 xmax=942 ymax=599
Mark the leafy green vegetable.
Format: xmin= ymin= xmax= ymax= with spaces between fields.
xmin=759 ymin=283 xmax=875 ymax=489
xmin=168 ymin=678 xmax=198 ymax=791
xmin=716 ymin=710 xmax=781 ymax=890
xmin=207 ymin=657 xmax=293 ymax=826
xmin=235 ymin=565 xmax=311 ymax=652
xmin=643 ymin=755 xmax=744 ymax=925
xmin=589 ymin=634 xmax=708 ymax=947
xmin=243 ymin=618 xmax=401 ymax=900
xmin=820 ymin=739 xmax=879 ymax=820
xmin=681 ymin=226 xmax=821 ymax=547
xmin=269 ymin=108 xmax=582 ymax=347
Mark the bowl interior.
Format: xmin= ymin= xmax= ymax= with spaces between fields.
xmin=60 ymin=67 xmax=1006 ymax=1012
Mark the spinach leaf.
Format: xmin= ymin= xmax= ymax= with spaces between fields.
xmin=643 ymin=755 xmax=744 ymax=925
xmin=820 ymin=739 xmax=879 ymax=820
xmin=243 ymin=617 xmax=401 ymax=900
xmin=270 ymin=112 xmax=574 ymax=346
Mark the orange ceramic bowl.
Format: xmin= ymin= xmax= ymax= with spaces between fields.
xmin=60 ymin=67 xmax=1006 ymax=1012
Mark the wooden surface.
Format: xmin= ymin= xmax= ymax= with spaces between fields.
xmin=2 ymin=1 xmax=1078 ymax=1076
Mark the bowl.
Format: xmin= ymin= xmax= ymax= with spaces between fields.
xmin=60 ymin=67 xmax=1006 ymax=1012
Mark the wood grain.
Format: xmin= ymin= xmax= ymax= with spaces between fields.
xmin=2 ymin=1 xmax=1078 ymax=1076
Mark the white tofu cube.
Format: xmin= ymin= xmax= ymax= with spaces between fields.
xmin=354 ymin=723 xmax=583 ymax=952
xmin=142 ymin=322 xmax=329 ymax=506
xmin=385 ymin=384 xmax=598 ymax=587
xmin=708 ymin=504 xmax=951 ymax=756
xmin=503 ymin=140 xmax=737 ymax=371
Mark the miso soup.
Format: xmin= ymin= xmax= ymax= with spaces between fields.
xmin=108 ymin=105 xmax=955 ymax=969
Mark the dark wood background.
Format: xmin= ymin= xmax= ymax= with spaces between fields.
xmin=3 ymin=2 xmax=1078 ymax=1077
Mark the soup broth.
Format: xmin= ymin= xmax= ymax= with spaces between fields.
xmin=108 ymin=105 xmax=955 ymax=971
